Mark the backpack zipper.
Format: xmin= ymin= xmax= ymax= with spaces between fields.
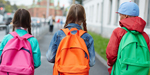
xmin=70 ymin=47 xmax=88 ymax=59
xmin=21 ymin=48 xmax=30 ymax=54
xmin=84 ymin=51 xmax=88 ymax=59
xmin=126 ymin=64 xmax=128 ymax=70
xmin=7 ymin=72 xmax=9 ymax=75
xmin=136 ymin=42 xmax=137 ymax=49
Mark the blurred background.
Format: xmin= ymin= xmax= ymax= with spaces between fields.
xmin=0 ymin=0 xmax=150 ymax=75
xmin=0 ymin=0 xmax=149 ymax=37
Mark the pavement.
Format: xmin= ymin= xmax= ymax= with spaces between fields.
xmin=35 ymin=25 xmax=109 ymax=75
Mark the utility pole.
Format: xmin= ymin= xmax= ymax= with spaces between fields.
xmin=46 ymin=0 xmax=49 ymax=18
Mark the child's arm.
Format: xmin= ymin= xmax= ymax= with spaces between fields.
xmin=106 ymin=28 xmax=122 ymax=66
xmin=29 ymin=38 xmax=41 ymax=69
xmin=87 ymin=36 xmax=95 ymax=67
xmin=0 ymin=40 xmax=5 ymax=56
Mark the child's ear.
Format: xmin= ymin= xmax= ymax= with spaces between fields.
xmin=125 ymin=15 xmax=129 ymax=18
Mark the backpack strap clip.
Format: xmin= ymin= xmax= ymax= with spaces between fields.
xmin=61 ymin=28 xmax=87 ymax=37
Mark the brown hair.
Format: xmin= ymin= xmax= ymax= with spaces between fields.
xmin=12 ymin=9 xmax=32 ymax=34
xmin=64 ymin=4 xmax=87 ymax=31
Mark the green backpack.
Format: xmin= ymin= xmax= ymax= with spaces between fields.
xmin=111 ymin=27 xmax=150 ymax=75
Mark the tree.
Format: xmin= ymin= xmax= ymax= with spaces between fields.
xmin=4 ymin=1 xmax=12 ymax=13
xmin=76 ymin=0 xmax=82 ymax=5
xmin=17 ymin=4 xmax=28 ymax=9
xmin=70 ymin=0 xmax=83 ymax=5
xmin=12 ymin=4 xmax=18 ymax=12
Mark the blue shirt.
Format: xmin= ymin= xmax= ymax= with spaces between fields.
xmin=46 ymin=23 xmax=95 ymax=67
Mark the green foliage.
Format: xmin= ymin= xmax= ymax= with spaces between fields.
xmin=0 ymin=0 xmax=6 ymax=4
xmin=12 ymin=4 xmax=18 ymax=11
xmin=76 ymin=0 xmax=82 ymax=5
xmin=5 ymin=5 xmax=11 ymax=12
xmin=17 ymin=5 xmax=28 ymax=9
xmin=88 ymin=31 xmax=109 ymax=60
xmin=0 ymin=0 xmax=19 ymax=13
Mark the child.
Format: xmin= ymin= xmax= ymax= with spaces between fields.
xmin=0 ymin=9 xmax=41 ymax=71
xmin=106 ymin=2 xmax=150 ymax=75
xmin=46 ymin=4 xmax=95 ymax=75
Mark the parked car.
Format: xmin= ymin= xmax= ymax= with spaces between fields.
xmin=31 ymin=17 xmax=41 ymax=27
xmin=0 ymin=15 xmax=4 ymax=25
xmin=3 ymin=13 xmax=14 ymax=25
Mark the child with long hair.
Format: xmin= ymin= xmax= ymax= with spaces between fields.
xmin=46 ymin=4 xmax=95 ymax=75
xmin=0 ymin=9 xmax=41 ymax=73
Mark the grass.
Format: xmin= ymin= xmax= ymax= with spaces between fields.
xmin=88 ymin=31 xmax=109 ymax=60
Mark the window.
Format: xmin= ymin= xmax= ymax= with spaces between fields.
xmin=99 ymin=2 xmax=103 ymax=23
xmin=108 ymin=0 xmax=112 ymax=24
xmin=89 ymin=6 xmax=92 ymax=22
xmin=134 ymin=0 xmax=139 ymax=5
xmin=90 ymin=6 xmax=92 ymax=22
xmin=115 ymin=0 xmax=120 ymax=25
xmin=147 ymin=0 xmax=150 ymax=27
xmin=96 ymin=3 xmax=99 ymax=22
xmin=88 ymin=6 xmax=90 ymax=21
xmin=92 ymin=5 xmax=94 ymax=22
xmin=85 ymin=7 xmax=88 ymax=21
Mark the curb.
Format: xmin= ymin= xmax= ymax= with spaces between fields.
xmin=95 ymin=52 xmax=109 ymax=68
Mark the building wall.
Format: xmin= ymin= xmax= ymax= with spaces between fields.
xmin=83 ymin=0 xmax=150 ymax=38
xmin=28 ymin=0 xmax=62 ymax=18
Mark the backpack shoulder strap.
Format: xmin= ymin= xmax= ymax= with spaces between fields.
xmin=10 ymin=32 xmax=19 ymax=37
xmin=122 ymin=27 xmax=140 ymax=34
xmin=61 ymin=28 xmax=70 ymax=36
xmin=121 ymin=27 xmax=129 ymax=32
xmin=62 ymin=28 xmax=87 ymax=36
xmin=22 ymin=34 xmax=34 ymax=39
xmin=79 ymin=30 xmax=87 ymax=37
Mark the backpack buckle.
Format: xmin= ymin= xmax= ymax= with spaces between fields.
xmin=16 ymin=36 xmax=26 ymax=40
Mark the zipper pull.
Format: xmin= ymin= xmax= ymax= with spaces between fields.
xmin=126 ymin=64 xmax=128 ymax=70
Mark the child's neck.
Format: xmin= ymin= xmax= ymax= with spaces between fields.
xmin=17 ymin=27 xmax=27 ymax=30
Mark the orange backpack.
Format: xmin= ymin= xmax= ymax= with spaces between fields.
xmin=53 ymin=28 xmax=90 ymax=75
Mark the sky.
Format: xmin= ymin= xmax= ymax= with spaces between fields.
xmin=7 ymin=0 xmax=70 ymax=8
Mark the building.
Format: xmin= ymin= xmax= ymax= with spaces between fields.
xmin=83 ymin=0 xmax=150 ymax=38
xmin=28 ymin=0 xmax=63 ymax=18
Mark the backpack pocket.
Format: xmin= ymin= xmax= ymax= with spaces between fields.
xmin=120 ymin=58 xmax=150 ymax=75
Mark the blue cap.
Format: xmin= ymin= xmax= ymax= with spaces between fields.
xmin=117 ymin=2 xmax=139 ymax=16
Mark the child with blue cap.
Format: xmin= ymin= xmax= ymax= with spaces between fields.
xmin=106 ymin=2 xmax=150 ymax=75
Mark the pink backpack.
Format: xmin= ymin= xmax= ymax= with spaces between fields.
xmin=0 ymin=32 xmax=34 ymax=75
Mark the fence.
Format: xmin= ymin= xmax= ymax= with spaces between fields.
xmin=0 ymin=23 xmax=49 ymax=43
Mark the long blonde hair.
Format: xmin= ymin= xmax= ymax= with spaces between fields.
xmin=64 ymin=4 xmax=87 ymax=31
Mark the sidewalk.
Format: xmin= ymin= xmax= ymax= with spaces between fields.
xmin=35 ymin=26 xmax=109 ymax=75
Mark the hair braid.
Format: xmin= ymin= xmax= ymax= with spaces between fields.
xmin=83 ymin=20 xmax=87 ymax=31
xmin=28 ymin=26 xmax=32 ymax=35
xmin=12 ymin=25 xmax=15 ymax=31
